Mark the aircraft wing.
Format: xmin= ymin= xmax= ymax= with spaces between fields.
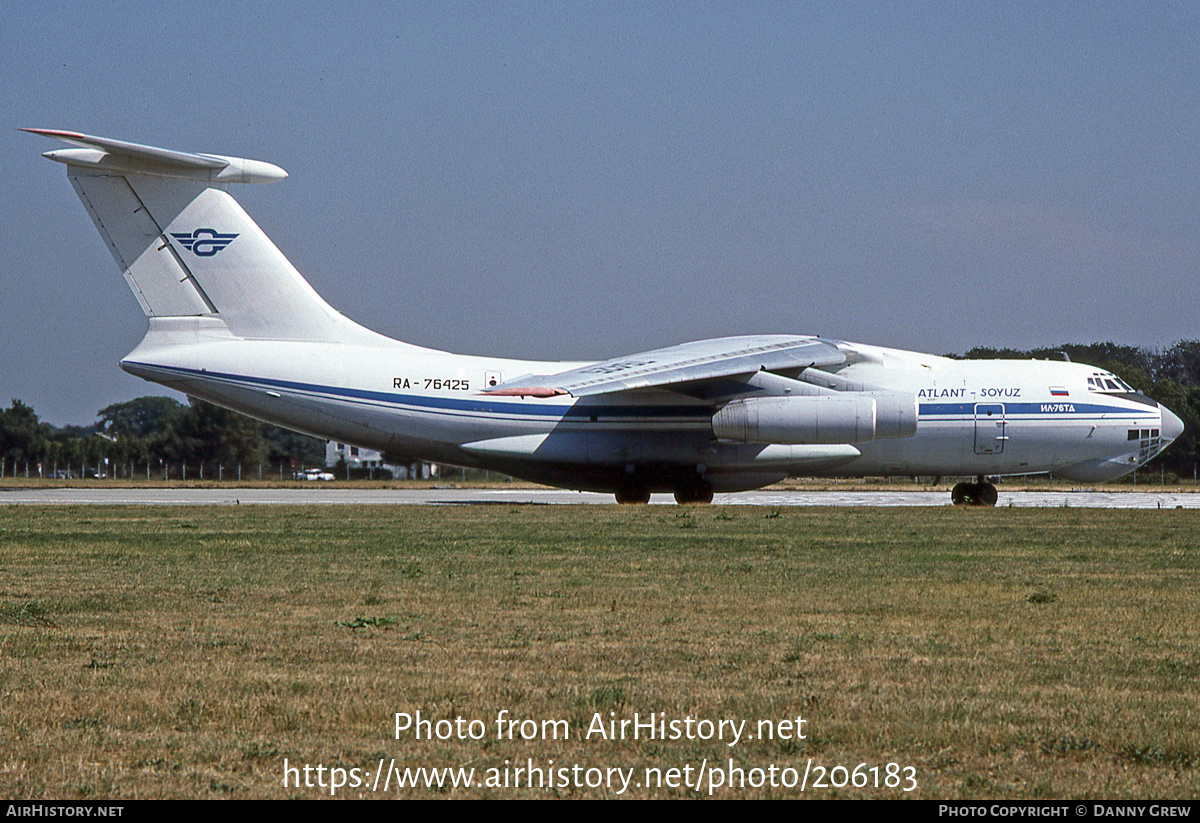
xmin=485 ymin=335 xmax=845 ymax=398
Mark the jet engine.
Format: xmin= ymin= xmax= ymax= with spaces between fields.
xmin=711 ymin=393 xmax=917 ymax=444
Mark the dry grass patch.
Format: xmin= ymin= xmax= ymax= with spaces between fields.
xmin=0 ymin=505 xmax=1197 ymax=798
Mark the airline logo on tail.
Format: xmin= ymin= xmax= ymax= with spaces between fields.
xmin=171 ymin=228 xmax=239 ymax=257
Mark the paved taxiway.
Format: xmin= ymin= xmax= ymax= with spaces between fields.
xmin=1 ymin=488 xmax=1197 ymax=507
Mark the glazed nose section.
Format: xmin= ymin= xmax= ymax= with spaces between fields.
xmin=1160 ymin=404 xmax=1184 ymax=444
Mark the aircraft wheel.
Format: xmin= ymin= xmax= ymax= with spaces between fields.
xmin=673 ymin=484 xmax=714 ymax=505
xmin=951 ymin=482 xmax=973 ymax=505
xmin=614 ymin=487 xmax=651 ymax=505
xmin=951 ymin=481 xmax=999 ymax=506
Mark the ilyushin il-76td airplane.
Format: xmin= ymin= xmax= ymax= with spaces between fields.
xmin=27 ymin=129 xmax=1184 ymax=505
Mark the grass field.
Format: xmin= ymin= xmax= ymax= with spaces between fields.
xmin=1 ymin=505 xmax=1198 ymax=798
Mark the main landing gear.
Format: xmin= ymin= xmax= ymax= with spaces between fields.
xmin=613 ymin=478 xmax=714 ymax=505
xmin=673 ymin=483 xmax=714 ymax=505
xmin=614 ymin=486 xmax=651 ymax=505
xmin=951 ymin=476 xmax=998 ymax=507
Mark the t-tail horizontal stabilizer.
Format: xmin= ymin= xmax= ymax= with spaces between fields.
xmin=22 ymin=129 xmax=287 ymax=184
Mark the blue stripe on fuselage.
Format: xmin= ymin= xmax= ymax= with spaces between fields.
xmin=129 ymin=362 xmax=1156 ymax=424
xmin=124 ymin=361 xmax=712 ymax=420
xmin=919 ymin=402 xmax=1147 ymax=417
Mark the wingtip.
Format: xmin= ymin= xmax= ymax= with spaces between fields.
xmin=20 ymin=128 xmax=86 ymax=139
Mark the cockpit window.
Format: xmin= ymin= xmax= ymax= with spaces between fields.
xmin=1089 ymin=374 xmax=1138 ymax=394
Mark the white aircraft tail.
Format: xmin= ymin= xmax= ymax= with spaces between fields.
xmin=27 ymin=129 xmax=371 ymax=342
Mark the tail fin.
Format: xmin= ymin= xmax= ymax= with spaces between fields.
xmin=26 ymin=129 xmax=362 ymax=341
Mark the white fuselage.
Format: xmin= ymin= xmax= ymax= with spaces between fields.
xmin=120 ymin=322 xmax=1177 ymax=493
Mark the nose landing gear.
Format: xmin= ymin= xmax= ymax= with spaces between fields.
xmin=951 ymin=477 xmax=998 ymax=506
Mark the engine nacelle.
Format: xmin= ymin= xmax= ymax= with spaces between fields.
xmin=863 ymin=391 xmax=919 ymax=440
xmin=712 ymin=393 xmax=917 ymax=445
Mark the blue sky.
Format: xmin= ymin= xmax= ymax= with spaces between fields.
xmin=3 ymin=1 xmax=1198 ymax=423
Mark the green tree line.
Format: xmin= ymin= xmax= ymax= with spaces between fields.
xmin=0 ymin=396 xmax=325 ymax=478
